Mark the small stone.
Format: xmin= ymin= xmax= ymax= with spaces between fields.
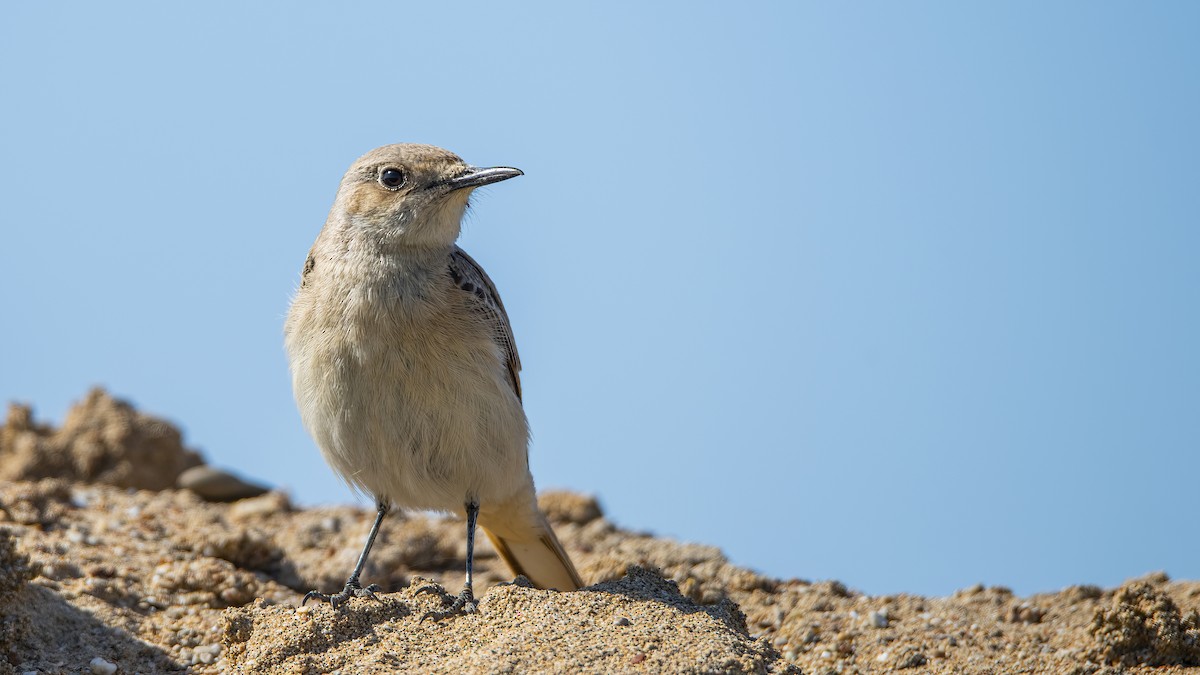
xmin=89 ymin=657 xmax=117 ymax=675
xmin=1007 ymin=602 xmax=1045 ymax=624
xmin=869 ymin=609 xmax=888 ymax=628
xmin=176 ymin=466 xmax=270 ymax=502
xmin=69 ymin=489 xmax=95 ymax=508
xmin=230 ymin=491 xmax=292 ymax=519
xmin=613 ymin=616 xmax=631 ymax=626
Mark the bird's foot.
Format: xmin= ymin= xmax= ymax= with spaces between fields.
xmin=302 ymin=580 xmax=383 ymax=609
xmin=416 ymin=584 xmax=478 ymax=621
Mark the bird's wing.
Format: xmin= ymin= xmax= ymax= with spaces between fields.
xmin=448 ymin=246 xmax=523 ymax=400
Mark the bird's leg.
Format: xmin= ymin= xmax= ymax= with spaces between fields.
xmin=420 ymin=500 xmax=480 ymax=621
xmin=302 ymin=500 xmax=388 ymax=608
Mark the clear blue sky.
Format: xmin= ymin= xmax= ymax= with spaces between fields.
xmin=2 ymin=3 xmax=1197 ymax=597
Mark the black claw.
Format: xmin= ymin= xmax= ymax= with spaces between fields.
xmin=420 ymin=588 xmax=478 ymax=622
xmin=361 ymin=583 xmax=383 ymax=602
xmin=302 ymin=580 xmax=383 ymax=609
xmin=414 ymin=583 xmax=444 ymax=597
xmin=302 ymin=590 xmax=329 ymax=606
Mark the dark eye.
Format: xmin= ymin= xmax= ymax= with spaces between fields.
xmin=379 ymin=167 xmax=406 ymax=189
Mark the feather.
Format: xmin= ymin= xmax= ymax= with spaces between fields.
xmin=448 ymin=246 xmax=523 ymax=400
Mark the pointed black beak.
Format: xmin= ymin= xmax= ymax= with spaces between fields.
xmin=445 ymin=166 xmax=524 ymax=192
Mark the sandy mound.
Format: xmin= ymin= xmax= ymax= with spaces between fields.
xmin=1 ymin=391 xmax=1197 ymax=673
xmin=1 ymin=389 xmax=202 ymax=490
xmin=224 ymin=568 xmax=778 ymax=673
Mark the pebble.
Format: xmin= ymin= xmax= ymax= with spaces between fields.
xmin=869 ymin=609 xmax=888 ymax=628
xmin=613 ymin=617 xmax=631 ymax=626
xmin=230 ymin=491 xmax=292 ymax=519
xmin=176 ymin=466 xmax=270 ymax=502
xmin=195 ymin=644 xmax=221 ymax=663
xmin=69 ymin=488 xmax=95 ymax=508
xmin=141 ymin=596 xmax=166 ymax=610
xmin=89 ymin=657 xmax=117 ymax=675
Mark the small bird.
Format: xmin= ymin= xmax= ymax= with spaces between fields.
xmin=284 ymin=144 xmax=583 ymax=617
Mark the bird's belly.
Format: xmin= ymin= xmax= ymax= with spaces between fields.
xmin=289 ymin=316 xmax=530 ymax=512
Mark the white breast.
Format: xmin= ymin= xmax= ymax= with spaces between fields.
xmin=284 ymin=258 xmax=532 ymax=512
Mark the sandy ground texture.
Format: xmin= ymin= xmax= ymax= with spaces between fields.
xmin=1 ymin=390 xmax=1198 ymax=674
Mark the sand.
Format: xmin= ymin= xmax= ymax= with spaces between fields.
xmin=1 ymin=390 xmax=1197 ymax=674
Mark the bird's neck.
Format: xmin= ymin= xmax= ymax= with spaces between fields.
xmin=306 ymin=228 xmax=447 ymax=310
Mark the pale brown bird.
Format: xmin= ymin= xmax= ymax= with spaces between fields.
xmin=284 ymin=144 xmax=583 ymax=617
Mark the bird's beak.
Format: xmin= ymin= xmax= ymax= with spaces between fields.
xmin=445 ymin=166 xmax=524 ymax=192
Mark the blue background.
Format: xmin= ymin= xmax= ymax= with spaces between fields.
xmin=2 ymin=2 xmax=1197 ymax=596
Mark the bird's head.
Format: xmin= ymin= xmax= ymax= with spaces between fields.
xmin=328 ymin=143 xmax=522 ymax=249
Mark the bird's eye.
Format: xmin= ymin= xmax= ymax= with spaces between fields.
xmin=379 ymin=167 xmax=406 ymax=189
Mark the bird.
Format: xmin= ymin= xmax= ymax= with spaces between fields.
xmin=284 ymin=143 xmax=583 ymax=617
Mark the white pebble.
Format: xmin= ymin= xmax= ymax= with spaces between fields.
xmin=196 ymin=644 xmax=220 ymax=663
xmin=69 ymin=489 xmax=94 ymax=508
xmin=869 ymin=609 xmax=888 ymax=628
xmin=89 ymin=657 xmax=117 ymax=675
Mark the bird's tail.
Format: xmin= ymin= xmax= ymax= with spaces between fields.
xmin=478 ymin=493 xmax=584 ymax=592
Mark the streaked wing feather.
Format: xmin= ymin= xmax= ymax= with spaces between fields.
xmin=448 ymin=246 xmax=523 ymax=399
